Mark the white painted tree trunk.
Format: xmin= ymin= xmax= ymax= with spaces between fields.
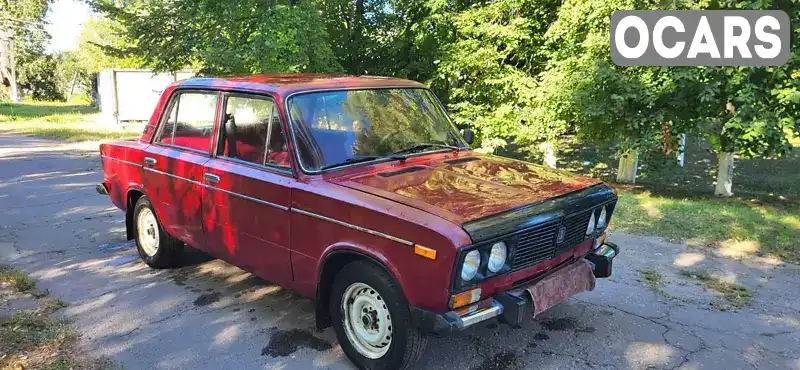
xmin=539 ymin=142 xmax=557 ymax=168
xmin=677 ymin=133 xmax=686 ymax=167
xmin=617 ymin=150 xmax=639 ymax=183
xmin=714 ymin=152 xmax=735 ymax=196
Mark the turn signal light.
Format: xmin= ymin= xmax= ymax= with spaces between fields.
xmin=449 ymin=288 xmax=481 ymax=309
xmin=414 ymin=244 xmax=437 ymax=260
xmin=594 ymin=233 xmax=607 ymax=250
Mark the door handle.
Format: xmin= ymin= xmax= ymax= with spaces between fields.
xmin=143 ymin=157 xmax=157 ymax=167
xmin=203 ymin=173 xmax=221 ymax=184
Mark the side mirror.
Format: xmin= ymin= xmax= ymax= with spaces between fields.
xmin=461 ymin=128 xmax=475 ymax=145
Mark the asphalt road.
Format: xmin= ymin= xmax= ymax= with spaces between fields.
xmin=0 ymin=133 xmax=798 ymax=370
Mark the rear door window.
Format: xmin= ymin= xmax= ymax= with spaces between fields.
xmin=157 ymin=92 xmax=218 ymax=152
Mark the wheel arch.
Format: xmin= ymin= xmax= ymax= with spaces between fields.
xmin=125 ymin=186 xmax=147 ymax=240
xmin=314 ymin=246 xmax=406 ymax=330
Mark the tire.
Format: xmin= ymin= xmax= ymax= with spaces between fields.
xmin=330 ymin=261 xmax=427 ymax=370
xmin=133 ymin=196 xmax=183 ymax=268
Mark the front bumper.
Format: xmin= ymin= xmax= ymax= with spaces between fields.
xmin=411 ymin=241 xmax=619 ymax=334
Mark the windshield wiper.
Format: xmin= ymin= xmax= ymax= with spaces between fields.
xmin=391 ymin=143 xmax=465 ymax=156
xmin=318 ymin=155 xmax=404 ymax=171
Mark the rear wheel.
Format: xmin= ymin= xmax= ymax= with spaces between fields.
xmin=330 ymin=261 xmax=427 ymax=370
xmin=133 ymin=196 xmax=183 ymax=268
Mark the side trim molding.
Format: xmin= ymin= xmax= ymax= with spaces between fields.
xmin=292 ymin=208 xmax=414 ymax=246
xmin=101 ymin=155 xmax=142 ymax=168
xmin=204 ymin=185 xmax=289 ymax=211
xmin=143 ymin=167 xmax=202 ymax=186
xmin=143 ymin=167 xmax=412 ymax=245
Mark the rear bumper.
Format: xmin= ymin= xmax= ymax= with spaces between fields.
xmin=411 ymin=241 xmax=619 ymax=334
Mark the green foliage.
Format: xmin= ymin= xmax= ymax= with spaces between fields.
xmin=316 ymin=0 xmax=448 ymax=80
xmin=683 ymin=0 xmax=800 ymax=160
xmin=18 ymin=53 xmax=63 ymax=100
xmin=75 ymin=17 xmax=142 ymax=73
xmin=434 ymin=0 xmax=561 ymax=151
xmin=91 ymin=0 xmax=342 ymax=74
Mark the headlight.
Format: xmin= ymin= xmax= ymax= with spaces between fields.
xmin=596 ymin=206 xmax=608 ymax=230
xmin=487 ymin=242 xmax=507 ymax=273
xmin=586 ymin=212 xmax=596 ymax=235
xmin=461 ymin=250 xmax=481 ymax=281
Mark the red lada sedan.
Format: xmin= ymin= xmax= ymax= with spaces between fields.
xmin=98 ymin=74 xmax=619 ymax=370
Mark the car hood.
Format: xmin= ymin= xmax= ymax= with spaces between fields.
xmin=330 ymin=153 xmax=602 ymax=225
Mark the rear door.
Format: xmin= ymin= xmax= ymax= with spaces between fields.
xmin=143 ymin=90 xmax=219 ymax=251
xmin=200 ymin=92 xmax=294 ymax=287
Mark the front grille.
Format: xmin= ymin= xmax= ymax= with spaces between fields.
xmin=510 ymin=200 xmax=617 ymax=272
xmin=511 ymin=221 xmax=559 ymax=270
xmin=559 ymin=208 xmax=594 ymax=251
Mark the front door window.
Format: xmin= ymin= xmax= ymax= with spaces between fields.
xmin=218 ymin=95 xmax=290 ymax=169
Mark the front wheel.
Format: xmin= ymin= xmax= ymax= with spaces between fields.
xmin=330 ymin=261 xmax=427 ymax=370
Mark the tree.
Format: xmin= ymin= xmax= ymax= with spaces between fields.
xmin=690 ymin=0 xmax=799 ymax=196
xmin=18 ymin=52 xmax=63 ymax=100
xmin=524 ymin=0 xmax=682 ymax=175
xmin=75 ymin=17 xmax=142 ymax=73
xmin=91 ymin=0 xmax=342 ymax=74
xmin=433 ymin=0 xmax=561 ymax=156
xmin=524 ymin=0 xmax=798 ymax=194
xmin=316 ymin=0 xmax=446 ymax=81
xmin=0 ymin=0 xmax=50 ymax=101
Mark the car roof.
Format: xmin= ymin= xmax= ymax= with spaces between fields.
xmin=175 ymin=73 xmax=426 ymax=97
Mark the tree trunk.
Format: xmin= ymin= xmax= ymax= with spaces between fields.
xmin=714 ymin=152 xmax=734 ymax=196
xmin=677 ymin=133 xmax=686 ymax=167
xmin=539 ymin=141 xmax=557 ymax=168
xmin=0 ymin=29 xmax=19 ymax=102
xmin=616 ymin=149 xmax=639 ymax=183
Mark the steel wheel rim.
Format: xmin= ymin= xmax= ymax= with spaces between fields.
xmin=137 ymin=208 xmax=159 ymax=257
xmin=342 ymin=282 xmax=392 ymax=359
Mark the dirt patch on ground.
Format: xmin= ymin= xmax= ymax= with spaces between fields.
xmin=193 ymin=292 xmax=221 ymax=307
xmin=261 ymin=328 xmax=332 ymax=357
xmin=472 ymin=351 xmax=520 ymax=370
xmin=540 ymin=317 xmax=595 ymax=333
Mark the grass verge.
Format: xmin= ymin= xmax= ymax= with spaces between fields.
xmin=611 ymin=189 xmax=800 ymax=264
xmin=679 ymin=269 xmax=752 ymax=309
xmin=0 ymin=100 xmax=140 ymax=142
xmin=0 ymin=266 xmax=37 ymax=293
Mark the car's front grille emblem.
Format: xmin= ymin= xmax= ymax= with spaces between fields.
xmin=556 ymin=225 xmax=567 ymax=244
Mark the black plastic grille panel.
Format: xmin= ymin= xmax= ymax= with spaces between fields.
xmin=509 ymin=200 xmax=617 ymax=272
xmin=511 ymin=221 xmax=559 ymax=270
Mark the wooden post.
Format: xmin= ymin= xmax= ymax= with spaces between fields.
xmin=714 ymin=152 xmax=734 ymax=196
xmin=67 ymin=72 xmax=78 ymax=103
xmin=617 ymin=149 xmax=639 ymax=183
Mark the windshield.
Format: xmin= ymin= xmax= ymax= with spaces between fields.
xmin=287 ymin=88 xmax=466 ymax=171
